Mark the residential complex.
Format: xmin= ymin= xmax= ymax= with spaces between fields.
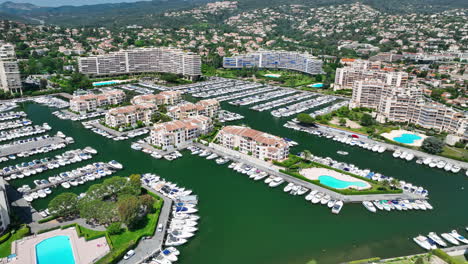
xmin=150 ymin=115 xmax=212 ymax=149
xmin=78 ymin=47 xmax=202 ymax=78
xmin=223 ymin=50 xmax=324 ymax=75
xmin=105 ymin=103 xmax=156 ymax=128
xmin=215 ymin=125 xmax=289 ymax=161
xmin=334 ymin=59 xmax=408 ymax=91
xmin=0 ymin=179 xmax=10 ymax=234
xmin=168 ymin=99 xmax=220 ymax=120
xmin=350 ymin=79 xmax=467 ymax=139
xmin=0 ymin=43 xmax=22 ymax=94
xmin=131 ymin=91 xmax=182 ymax=106
xmin=69 ymin=89 xmax=125 ymax=112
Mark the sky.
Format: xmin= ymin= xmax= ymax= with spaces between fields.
xmin=0 ymin=0 xmax=144 ymax=7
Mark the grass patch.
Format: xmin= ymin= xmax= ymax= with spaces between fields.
xmin=441 ymin=146 xmax=468 ymax=162
xmin=0 ymin=225 xmax=30 ymax=257
xmin=95 ymin=197 xmax=163 ymax=264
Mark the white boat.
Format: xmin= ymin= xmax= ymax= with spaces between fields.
xmin=450 ymin=230 xmax=468 ymax=244
xmin=305 ymin=190 xmax=317 ymax=201
xmin=311 ymin=193 xmax=323 ymax=204
xmin=362 ymin=201 xmax=376 ymax=213
xmin=327 ymin=199 xmax=336 ymax=208
xmin=283 ymin=183 xmax=294 ymax=193
xmin=393 ymin=150 xmax=402 ymax=158
xmin=206 ymin=153 xmax=218 ymax=160
xmin=337 ymin=151 xmax=348 ymax=155
xmin=153 ymin=254 xmax=172 ymax=264
xmin=413 ymin=235 xmax=435 ymax=250
xmin=108 ymin=160 xmax=123 ymax=169
xmin=451 ymin=165 xmax=461 ymax=173
xmin=61 ymin=182 xmax=71 ymax=188
xmin=373 ymin=201 xmax=383 ymax=210
xmin=320 ymin=195 xmax=331 ymax=205
xmin=405 ymin=153 xmax=414 ymax=161
xmin=441 ymin=233 xmax=460 ymax=245
xmin=161 ymin=248 xmax=178 ymax=262
xmin=269 ymin=177 xmax=284 ymax=187
xmin=331 ymin=201 xmax=343 ymax=214
xmin=428 ymin=232 xmax=447 ymax=247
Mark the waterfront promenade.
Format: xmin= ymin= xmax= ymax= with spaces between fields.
xmin=90 ymin=122 xmax=149 ymax=138
xmin=195 ymin=143 xmax=425 ymax=203
xmin=292 ymin=122 xmax=468 ymax=170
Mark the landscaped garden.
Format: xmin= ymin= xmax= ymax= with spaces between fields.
xmin=273 ymin=153 xmax=403 ymax=195
xmin=44 ymin=174 xmax=163 ymax=264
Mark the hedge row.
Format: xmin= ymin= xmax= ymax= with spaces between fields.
xmin=37 ymin=226 xmax=61 ymax=234
xmin=0 ymin=232 xmax=11 ymax=244
xmin=348 ymin=257 xmax=380 ymax=264
xmin=38 ymin=215 xmax=58 ymax=224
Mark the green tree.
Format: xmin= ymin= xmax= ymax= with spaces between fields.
xmin=139 ymin=194 xmax=155 ymax=214
xmin=296 ymin=113 xmax=315 ymax=125
xmin=414 ymin=257 xmax=424 ymax=264
xmin=339 ymin=118 xmax=346 ymax=126
xmin=360 ymin=113 xmax=375 ymax=126
xmin=421 ymin=137 xmax=444 ymax=154
xmin=48 ymin=192 xmax=78 ymax=217
xmin=117 ymin=195 xmax=141 ymax=228
xmin=303 ymin=150 xmax=312 ymax=160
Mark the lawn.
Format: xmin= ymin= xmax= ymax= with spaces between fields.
xmin=441 ymin=146 xmax=468 ymax=162
xmin=0 ymin=225 xmax=30 ymax=257
xmin=95 ymin=197 xmax=163 ymax=264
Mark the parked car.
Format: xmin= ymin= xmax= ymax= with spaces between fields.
xmin=123 ymin=250 xmax=135 ymax=260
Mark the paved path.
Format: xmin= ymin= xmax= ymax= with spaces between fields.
xmin=118 ymin=187 xmax=173 ymax=264
xmin=292 ymin=122 xmax=468 ymax=170
xmin=0 ymin=136 xmax=67 ymax=157
xmin=195 ymin=143 xmax=425 ymax=203
xmin=90 ymin=122 xmax=149 ymax=138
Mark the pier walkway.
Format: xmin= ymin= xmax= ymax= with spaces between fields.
xmin=0 ymin=136 xmax=67 ymax=157
xmin=90 ymin=122 xmax=149 ymax=138
xmin=118 ymin=187 xmax=173 ymax=264
xmin=195 ymin=143 xmax=426 ymax=203
xmin=296 ymin=122 xmax=468 ymax=170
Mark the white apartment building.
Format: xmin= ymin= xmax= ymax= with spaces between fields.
xmin=351 ymin=82 xmax=467 ymax=138
xmin=223 ymin=50 xmax=324 ymax=75
xmin=78 ymin=47 xmax=201 ymax=78
xmin=0 ymin=179 xmax=10 ymax=234
xmin=168 ymin=99 xmax=220 ymax=120
xmin=150 ymin=116 xmax=212 ymax=149
xmin=215 ymin=126 xmax=289 ymax=161
xmin=0 ymin=43 xmax=22 ymax=94
xmin=70 ymin=89 xmax=125 ymax=112
xmin=334 ymin=59 xmax=408 ymax=91
xmin=105 ymin=103 xmax=156 ymax=128
xmin=131 ymin=91 xmax=182 ymax=106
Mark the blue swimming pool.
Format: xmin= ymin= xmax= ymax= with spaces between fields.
xmin=318 ymin=175 xmax=368 ymax=189
xmin=393 ymin=133 xmax=422 ymax=144
xmin=310 ymin=83 xmax=324 ymax=88
xmin=93 ymin=81 xmax=118 ymax=86
xmin=36 ymin=236 xmax=75 ymax=264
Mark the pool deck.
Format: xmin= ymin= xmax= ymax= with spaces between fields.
xmin=11 ymin=227 xmax=109 ymax=264
xmin=300 ymin=167 xmax=372 ymax=190
xmin=381 ymin=129 xmax=427 ymax=147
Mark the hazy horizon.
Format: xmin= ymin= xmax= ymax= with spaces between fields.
xmin=0 ymin=0 xmax=145 ymax=7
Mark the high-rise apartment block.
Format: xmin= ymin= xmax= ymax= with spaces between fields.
xmin=78 ymin=48 xmax=201 ymax=79
xmin=0 ymin=43 xmax=22 ymax=94
xmin=223 ymin=50 xmax=324 ymax=75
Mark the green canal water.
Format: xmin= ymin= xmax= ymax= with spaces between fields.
xmin=5 ymin=102 xmax=468 ymax=264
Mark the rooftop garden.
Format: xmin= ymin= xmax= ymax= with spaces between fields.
xmin=274 ymin=153 xmax=403 ymax=195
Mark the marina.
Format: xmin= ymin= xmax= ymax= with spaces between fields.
xmin=0 ymin=118 xmax=32 ymax=131
xmin=271 ymin=95 xmax=336 ymax=117
xmin=0 ymin=123 xmax=51 ymax=142
xmin=250 ymin=93 xmax=316 ymax=111
xmin=0 ymin=99 xmax=466 ymax=264
xmin=228 ymin=88 xmax=296 ymax=106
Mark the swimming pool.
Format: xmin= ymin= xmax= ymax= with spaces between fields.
xmin=310 ymin=83 xmax=324 ymax=88
xmin=93 ymin=81 xmax=118 ymax=86
xmin=264 ymin=74 xmax=281 ymax=78
xmin=393 ymin=133 xmax=422 ymax=144
xmin=36 ymin=236 xmax=75 ymax=264
xmin=318 ymin=175 xmax=368 ymax=189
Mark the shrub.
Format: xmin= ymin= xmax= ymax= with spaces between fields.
xmin=431 ymin=249 xmax=464 ymax=264
xmin=0 ymin=232 xmax=11 ymax=243
xmin=421 ymin=137 xmax=444 ymax=154
xmin=107 ymin=222 xmax=123 ymax=235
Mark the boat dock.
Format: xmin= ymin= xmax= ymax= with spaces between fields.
xmin=296 ymin=122 xmax=468 ymax=171
xmin=0 ymin=136 xmax=69 ymax=158
xmin=88 ymin=121 xmax=149 ymax=138
xmin=194 ymin=143 xmax=426 ymax=203
xmin=23 ymin=162 xmax=117 ymax=194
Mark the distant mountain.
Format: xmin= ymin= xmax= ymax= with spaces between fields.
xmin=0 ymin=0 xmax=466 ymax=27
xmin=0 ymin=0 xmax=142 ymax=7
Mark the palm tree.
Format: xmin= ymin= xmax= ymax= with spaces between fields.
xmin=303 ymin=150 xmax=312 ymax=160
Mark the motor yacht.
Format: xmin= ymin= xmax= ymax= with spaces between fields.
xmin=331 ymin=201 xmax=343 ymax=214
xmin=413 ymin=235 xmax=435 ymax=250
xmin=441 ymin=233 xmax=460 ymax=245
xmin=450 ymin=230 xmax=468 ymax=244
xmin=362 ymin=201 xmax=376 ymax=213
xmin=428 ymin=232 xmax=447 ymax=247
